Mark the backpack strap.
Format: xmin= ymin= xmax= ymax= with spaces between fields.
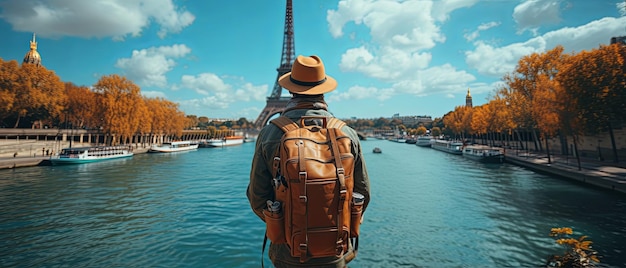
xmin=328 ymin=127 xmax=348 ymax=256
xmin=327 ymin=118 xmax=346 ymax=129
xmin=270 ymin=116 xmax=299 ymax=133
xmin=269 ymin=116 xmax=300 ymax=187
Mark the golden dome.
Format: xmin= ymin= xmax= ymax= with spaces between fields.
xmin=466 ymin=88 xmax=471 ymax=98
xmin=23 ymin=33 xmax=41 ymax=66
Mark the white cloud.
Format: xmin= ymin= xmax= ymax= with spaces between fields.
xmin=115 ymin=44 xmax=191 ymax=88
xmin=466 ymin=16 xmax=626 ymax=77
xmin=234 ymin=83 xmax=268 ymax=102
xmin=327 ymin=85 xmax=387 ymax=102
xmin=328 ymin=0 xmax=447 ymax=51
xmin=464 ymin=21 xmax=501 ymax=42
xmin=340 ymin=46 xmax=431 ymax=81
xmin=330 ymin=63 xmax=475 ymax=104
xmin=177 ymin=73 xmax=268 ymax=110
xmin=513 ymin=0 xmax=562 ymax=35
xmin=394 ymin=64 xmax=475 ymax=96
xmin=329 ymin=0 xmax=478 ymax=102
xmin=0 ymin=0 xmax=195 ymax=39
xmin=141 ymin=90 xmax=167 ymax=99
xmin=180 ymin=73 xmax=230 ymax=95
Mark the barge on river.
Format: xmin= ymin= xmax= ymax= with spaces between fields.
xmin=462 ymin=145 xmax=504 ymax=163
xmin=430 ymin=139 xmax=463 ymax=155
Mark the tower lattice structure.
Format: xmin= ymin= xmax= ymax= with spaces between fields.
xmin=254 ymin=0 xmax=295 ymax=128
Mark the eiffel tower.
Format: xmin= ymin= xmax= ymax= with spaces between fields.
xmin=253 ymin=0 xmax=296 ymax=128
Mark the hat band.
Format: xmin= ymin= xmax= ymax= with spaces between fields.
xmin=290 ymin=76 xmax=327 ymax=87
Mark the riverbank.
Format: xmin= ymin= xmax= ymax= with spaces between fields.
xmin=2 ymin=141 xmax=626 ymax=196
xmin=504 ymin=150 xmax=626 ymax=194
xmin=0 ymin=141 xmax=150 ymax=169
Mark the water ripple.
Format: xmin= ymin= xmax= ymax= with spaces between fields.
xmin=1 ymin=141 xmax=626 ymax=267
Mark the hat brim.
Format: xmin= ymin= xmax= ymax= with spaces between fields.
xmin=278 ymin=72 xmax=337 ymax=95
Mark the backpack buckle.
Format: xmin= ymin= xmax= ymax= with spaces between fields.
xmin=337 ymin=167 xmax=345 ymax=175
xmin=273 ymin=176 xmax=281 ymax=189
xmin=299 ymin=171 xmax=307 ymax=180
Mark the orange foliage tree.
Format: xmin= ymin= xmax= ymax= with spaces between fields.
xmin=0 ymin=58 xmax=19 ymax=125
xmin=498 ymin=46 xmax=568 ymax=151
xmin=93 ymin=74 xmax=143 ymax=145
xmin=4 ymin=61 xmax=66 ymax=128
xmin=558 ymin=44 xmax=626 ymax=162
xmin=443 ymin=105 xmax=473 ymax=139
xmin=64 ymin=82 xmax=98 ymax=129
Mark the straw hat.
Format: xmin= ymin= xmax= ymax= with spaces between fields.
xmin=278 ymin=55 xmax=337 ymax=95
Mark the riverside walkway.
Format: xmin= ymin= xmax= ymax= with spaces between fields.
xmin=505 ymin=150 xmax=626 ymax=194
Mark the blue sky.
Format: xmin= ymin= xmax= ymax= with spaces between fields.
xmin=1 ymin=0 xmax=625 ymax=121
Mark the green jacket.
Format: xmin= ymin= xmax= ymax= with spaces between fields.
xmin=247 ymin=106 xmax=371 ymax=267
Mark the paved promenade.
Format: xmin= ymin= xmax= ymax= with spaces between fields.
xmin=505 ymin=150 xmax=626 ymax=194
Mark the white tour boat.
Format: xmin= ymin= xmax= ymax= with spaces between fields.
xmin=149 ymin=141 xmax=199 ymax=153
xmin=415 ymin=136 xmax=433 ymax=147
xmin=205 ymin=136 xmax=244 ymax=147
xmin=50 ymin=145 xmax=134 ymax=165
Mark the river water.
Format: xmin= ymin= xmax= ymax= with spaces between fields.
xmin=1 ymin=139 xmax=625 ymax=267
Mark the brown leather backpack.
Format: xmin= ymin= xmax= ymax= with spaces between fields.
xmin=265 ymin=115 xmax=358 ymax=263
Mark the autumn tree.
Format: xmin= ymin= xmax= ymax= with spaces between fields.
xmin=558 ymin=44 xmax=626 ymax=163
xmin=416 ymin=126 xmax=427 ymax=136
xmin=8 ymin=63 xmax=66 ymax=128
xmin=443 ymin=105 xmax=473 ymax=139
xmin=64 ymin=82 xmax=98 ymax=129
xmin=470 ymin=104 xmax=490 ymax=144
xmin=0 ymin=58 xmax=18 ymax=125
xmin=430 ymin=126 xmax=441 ymax=137
xmin=134 ymin=97 xmax=151 ymax=145
xmin=93 ymin=74 xmax=142 ymax=145
xmin=499 ymin=46 xmax=567 ymax=151
xmin=186 ymin=115 xmax=199 ymax=129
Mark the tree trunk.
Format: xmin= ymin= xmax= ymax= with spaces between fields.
xmin=558 ymin=130 xmax=568 ymax=155
xmin=532 ymin=129 xmax=542 ymax=151
xmin=608 ymin=121 xmax=619 ymax=163
xmin=573 ymin=134 xmax=582 ymax=171
xmin=545 ymin=134 xmax=551 ymax=164
xmin=516 ymin=130 xmax=524 ymax=150
xmin=13 ymin=114 xmax=21 ymax=128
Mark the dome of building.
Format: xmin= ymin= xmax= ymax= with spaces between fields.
xmin=23 ymin=33 xmax=41 ymax=66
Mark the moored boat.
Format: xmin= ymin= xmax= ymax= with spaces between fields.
xmin=462 ymin=145 xmax=504 ymax=163
xmin=415 ymin=136 xmax=433 ymax=147
xmin=149 ymin=141 xmax=199 ymax=153
xmin=430 ymin=139 xmax=463 ymax=155
xmin=205 ymin=136 xmax=244 ymax=147
xmin=373 ymin=147 xmax=382 ymax=153
xmin=50 ymin=145 xmax=134 ymax=165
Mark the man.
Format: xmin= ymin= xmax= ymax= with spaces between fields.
xmin=247 ymin=55 xmax=371 ymax=267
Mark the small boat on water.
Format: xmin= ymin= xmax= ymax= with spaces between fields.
xmin=149 ymin=141 xmax=199 ymax=153
xmin=373 ymin=147 xmax=382 ymax=153
xmin=205 ymin=136 xmax=244 ymax=147
xmin=430 ymin=139 xmax=463 ymax=155
xmin=415 ymin=136 xmax=433 ymax=147
xmin=50 ymin=145 xmax=134 ymax=165
xmin=462 ymin=145 xmax=504 ymax=163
